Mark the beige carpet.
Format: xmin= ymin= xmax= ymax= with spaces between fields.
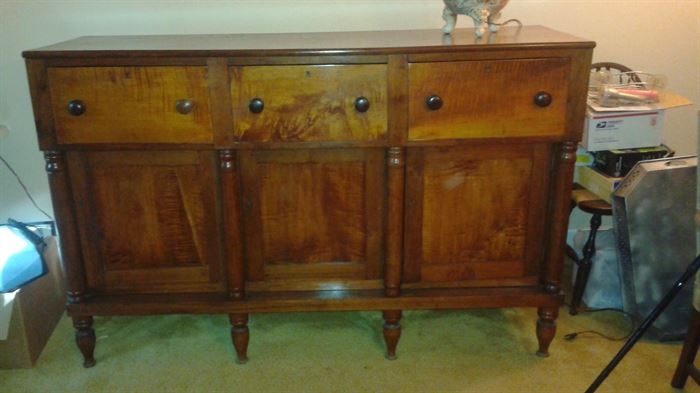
xmin=1 ymin=258 xmax=698 ymax=393
xmin=1 ymin=304 xmax=698 ymax=393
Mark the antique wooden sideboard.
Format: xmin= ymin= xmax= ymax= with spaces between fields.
xmin=23 ymin=26 xmax=594 ymax=367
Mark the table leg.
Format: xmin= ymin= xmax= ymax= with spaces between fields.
xmin=570 ymin=213 xmax=602 ymax=315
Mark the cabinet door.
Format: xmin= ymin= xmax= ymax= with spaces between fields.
xmin=68 ymin=151 xmax=224 ymax=293
xmin=238 ymin=148 xmax=385 ymax=289
xmin=403 ymin=144 xmax=552 ymax=286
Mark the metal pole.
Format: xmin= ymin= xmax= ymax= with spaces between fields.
xmin=586 ymin=254 xmax=700 ymax=393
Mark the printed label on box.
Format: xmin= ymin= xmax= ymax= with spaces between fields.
xmin=582 ymin=110 xmax=664 ymax=151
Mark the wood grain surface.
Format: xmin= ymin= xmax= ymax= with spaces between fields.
xmin=408 ymin=58 xmax=569 ymax=140
xmin=67 ymin=150 xmax=224 ymax=293
xmin=23 ymin=26 xmax=595 ymax=364
xmin=23 ymin=26 xmax=594 ymax=58
xmin=239 ymin=149 xmax=385 ymax=285
xmin=231 ymin=64 xmax=387 ymax=142
xmin=48 ymin=66 xmax=214 ymax=144
xmin=404 ymin=144 xmax=549 ymax=283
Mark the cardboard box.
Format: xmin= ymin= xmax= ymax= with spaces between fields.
xmin=576 ymin=166 xmax=623 ymax=203
xmin=582 ymin=109 xmax=664 ymax=151
xmin=582 ymin=91 xmax=692 ymax=152
xmin=0 ymin=237 xmax=66 ymax=369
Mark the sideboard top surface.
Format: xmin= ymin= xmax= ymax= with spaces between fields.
xmin=23 ymin=25 xmax=594 ymax=58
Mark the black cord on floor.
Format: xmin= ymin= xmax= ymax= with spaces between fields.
xmin=564 ymin=303 xmax=636 ymax=342
xmin=0 ymin=154 xmax=54 ymax=221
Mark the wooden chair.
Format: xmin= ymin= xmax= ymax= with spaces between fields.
xmin=670 ymin=111 xmax=700 ymax=389
xmin=671 ymin=275 xmax=700 ymax=388
xmin=567 ymin=184 xmax=613 ymax=315
xmin=567 ymin=61 xmax=637 ymax=315
xmin=591 ymin=62 xmax=642 ymax=84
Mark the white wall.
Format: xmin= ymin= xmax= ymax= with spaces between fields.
xmin=1 ymin=0 xmax=699 ymax=223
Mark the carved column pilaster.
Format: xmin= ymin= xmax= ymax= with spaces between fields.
xmin=219 ymin=149 xmax=235 ymax=172
xmin=219 ymin=150 xmax=245 ymax=300
xmin=382 ymin=147 xmax=405 ymax=361
xmin=44 ymin=150 xmax=88 ymax=304
xmin=385 ymin=147 xmax=405 ymax=297
xmin=543 ymin=141 xmax=577 ymax=294
xmin=44 ymin=150 xmax=62 ymax=173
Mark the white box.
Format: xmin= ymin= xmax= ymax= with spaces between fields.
xmin=582 ymin=109 xmax=664 ymax=152
xmin=0 ymin=237 xmax=65 ymax=369
xmin=582 ymin=90 xmax=692 ymax=152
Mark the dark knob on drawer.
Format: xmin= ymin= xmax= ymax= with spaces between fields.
xmin=354 ymin=96 xmax=370 ymax=113
xmin=426 ymin=95 xmax=443 ymax=111
xmin=66 ymin=100 xmax=86 ymax=116
xmin=175 ymin=99 xmax=194 ymax=115
xmin=249 ymin=98 xmax=265 ymax=114
xmin=533 ymin=91 xmax=553 ymax=107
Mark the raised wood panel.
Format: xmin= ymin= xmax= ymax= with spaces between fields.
xmin=239 ymin=149 xmax=385 ymax=284
xmin=48 ymin=66 xmax=214 ymax=144
xmin=231 ymin=64 xmax=387 ymax=142
xmin=67 ymin=151 xmax=224 ymax=293
xmin=259 ymin=159 xmax=366 ymax=264
xmin=408 ymin=58 xmax=569 ymax=140
xmin=404 ymin=144 xmax=550 ymax=284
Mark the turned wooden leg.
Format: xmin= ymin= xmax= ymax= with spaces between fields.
xmin=72 ymin=316 xmax=96 ymax=368
xmin=229 ymin=313 xmax=249 ymax=364
xmin=570 ymin=213 xmax=602 ymax=315
xmin=382 ymin=310 xmax=402 ymax=360
xmin=536 ymin=306 xmax=558 ymax=357
xmin=671 ymin=308 xmax=700 ymax=388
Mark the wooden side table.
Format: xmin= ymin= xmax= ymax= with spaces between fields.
xmin=567 ymin=183 xmax=613 ymax=315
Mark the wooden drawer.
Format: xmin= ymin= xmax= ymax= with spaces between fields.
xmin=48 ymin=66 xmax=214 ymax=144
xmin=408 ymin=58 xmax=569 ymax=140
xmin=231 ymin=64 xmax=387 ymax=142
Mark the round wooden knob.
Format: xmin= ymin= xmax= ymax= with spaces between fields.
xmin=249 ymin=98 xmax=264 ymax=114
xmin=426 ymin=95 xmax=443 ymax=111
xmin=534 ymin=91 xmax=553 ymax=107
xmin=175 ymin=99 xmax=194 ymax=115
xmin=354 ymin=96 xmax=370 ymax=113
xmin=67 ymin=100 xmax=86 ymax=116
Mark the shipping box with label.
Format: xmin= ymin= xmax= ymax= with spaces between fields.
xmin=582 ymin=91 xmax=692 ymax=151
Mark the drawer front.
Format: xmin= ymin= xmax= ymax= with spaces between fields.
xmin=231 ymin=64 xmax=387 ymax=142
xmin=408 ymin=58 xmax=569 ymax=140
xmin=48 ymin=66 xmax=214 ymax=144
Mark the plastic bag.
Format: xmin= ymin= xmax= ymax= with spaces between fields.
xmin=0 ymin=219 xmax=48 ymax=293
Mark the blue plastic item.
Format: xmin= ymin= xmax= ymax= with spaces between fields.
xmin=0 ymin=220 xmax=47 ymax=293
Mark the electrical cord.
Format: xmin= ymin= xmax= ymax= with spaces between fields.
xmin=564 ymin=303 xmax=637 ymax=342
xmin=0 ymin=154 xmax=54 ymax=221
xmin=491 ymin=18 xmax=523 ymax=27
